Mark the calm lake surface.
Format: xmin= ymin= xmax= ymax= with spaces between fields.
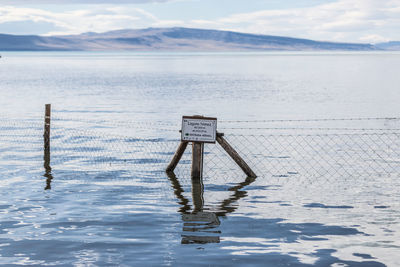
xmin=0 ymin=51 xmax=400 ymax=266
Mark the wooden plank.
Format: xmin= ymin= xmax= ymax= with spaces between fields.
xmin=216 ymin=135 xmax=257 ymax=178
xmin=166 ymin=141 xmax=188 ymax=172
xmin=191 ymin=142 xmax=204 ymax=179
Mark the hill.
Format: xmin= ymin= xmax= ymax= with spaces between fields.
xmin=375 ymin=41 xmax=400 ymax=51
xmin=0 ymin=27 xmax=380 ymax=51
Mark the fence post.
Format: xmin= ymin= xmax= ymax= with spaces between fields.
xmin=191 ymin=142 xmax=204 ymax=180
xmin=216 ymin=133 xmax=257 ymax=178
xmin=43 ymin=104 xmax=52 ymax=190
xmin=166 ymin=141 xmax=188 ymax=172
xmin=44 ymin=104 xmax=51 ymax=151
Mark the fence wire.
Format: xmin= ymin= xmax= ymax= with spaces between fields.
xmin=1 ymin=116 xmax=400 ymax=190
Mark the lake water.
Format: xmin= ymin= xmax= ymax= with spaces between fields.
xmin=0 ymin=51 xmax=400 ymax=266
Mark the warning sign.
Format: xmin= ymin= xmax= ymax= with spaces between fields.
xmin=181 ymin=116 xmax=217 ymax=143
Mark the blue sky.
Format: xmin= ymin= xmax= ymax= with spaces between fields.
xmin=1 ymin=0 xmax=399 ymax=43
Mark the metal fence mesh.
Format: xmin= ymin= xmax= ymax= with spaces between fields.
xmin=1 ymin=115 xmax=400 ymax=189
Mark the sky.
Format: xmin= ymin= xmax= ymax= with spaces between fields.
xmin=0 ymin=0 xmax=399 ymax=43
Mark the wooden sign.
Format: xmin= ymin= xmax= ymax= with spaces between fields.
xmin=181 ymin=116 xmax=217 ymax=143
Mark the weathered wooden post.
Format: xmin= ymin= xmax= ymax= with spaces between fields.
xmin=216 ymin=132 xmax=257 ymax=178
xmin=166 ymin=141 xmax=188 ymax=172
xmin=191 ymin=142 xmax=204 ymax=180
xmin=44 ymin=104 xmax=51 ymax=152
xmin=43 ymin=104 xmax=52 ymax=190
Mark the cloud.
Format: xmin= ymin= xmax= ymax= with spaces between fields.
xmin=238 ymin=0 xmax=400 ymax=42
xmin=360 ymin=34 xmax=390 ymax=43
xmin=0 ymin=0 xmax=399 ymax=42
xmin=0 ymin=6 xmax=174 ymax=35
xmin=0 ymin=20 xmax=62 ymax=35
xmin=187 ymin=0 xmax=400 ymax=42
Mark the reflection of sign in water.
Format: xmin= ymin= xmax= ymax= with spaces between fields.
xmin=181 ymin=116 xmax=217 ymax=143
xmin=181 ymin=212 xmax=221 ymax=244
xmin=182 ymin=212 xmax=220 ymax=224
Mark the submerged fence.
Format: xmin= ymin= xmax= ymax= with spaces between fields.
xmin=1 ymin=111 xmax=400 ymax=189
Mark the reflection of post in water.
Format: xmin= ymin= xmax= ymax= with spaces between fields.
xmin=216 ymin=176 xmax=256 ymax=217
xmin=191 ymin=176 xmax=204 ymax=212
xmin=44 ymin=149 xmax=53 ymax=190
xmin=166 ymin=172 xmax=220 ymax=244
xmin=167 ymin=172 xmax=256 ymax=245
xmin=43 ymin=104 xmax=53 ymax=190
xmin=182 ymin=176 xmax=221 ymax=244
xmin=166 ymin=171 xmax=191 ymax=214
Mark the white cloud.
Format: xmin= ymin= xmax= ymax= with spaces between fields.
xmin=0 ymin=0 xmax=399 ymax=42
xmin=360 ymin=34 xmax=390 ymax=43
xmin=186 ymin=0 xmax=400 ymax=42
xmin=207 ymin=0 xmax=400 ymax=42
xmin=0 ymin=5 xmax=165 ymax=35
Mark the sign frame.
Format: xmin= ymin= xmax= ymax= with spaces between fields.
xmin=181 ymin=116 xmax=217 ymax=143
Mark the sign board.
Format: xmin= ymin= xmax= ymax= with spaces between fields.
xmin=181 ymin=116 xmax=217 ymax=143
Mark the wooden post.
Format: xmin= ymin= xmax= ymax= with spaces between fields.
xmin=166 ymin=141 xmax=188 ymax=172
xmin=44 ymin=104 xmax=51 ymax=151
xmin=191 ymin=142 xmax=204 ymax=180
xmin=43 ymin=104 xmax=52 ymax=190
xmin=216 ymin=133 xmax=257 ymax=178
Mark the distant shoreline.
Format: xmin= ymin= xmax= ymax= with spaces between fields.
xmin=1 ymin=27 xmax=398 ymax=52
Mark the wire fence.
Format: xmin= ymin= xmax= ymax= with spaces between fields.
xmin=1 ymin=115 xmax=400 ymax=189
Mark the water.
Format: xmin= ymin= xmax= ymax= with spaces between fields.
xmin=1 ymin=51 xmax=400 ymax=266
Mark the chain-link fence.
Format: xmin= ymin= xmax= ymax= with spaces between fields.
xmin=1 ymin=114 xmax=400 ymax=189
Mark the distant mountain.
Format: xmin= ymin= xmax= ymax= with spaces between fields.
xmin=0 ymin=27 xmax=383 ymax=51
xmin=375 ymin=41 xmax=400 ymax=51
